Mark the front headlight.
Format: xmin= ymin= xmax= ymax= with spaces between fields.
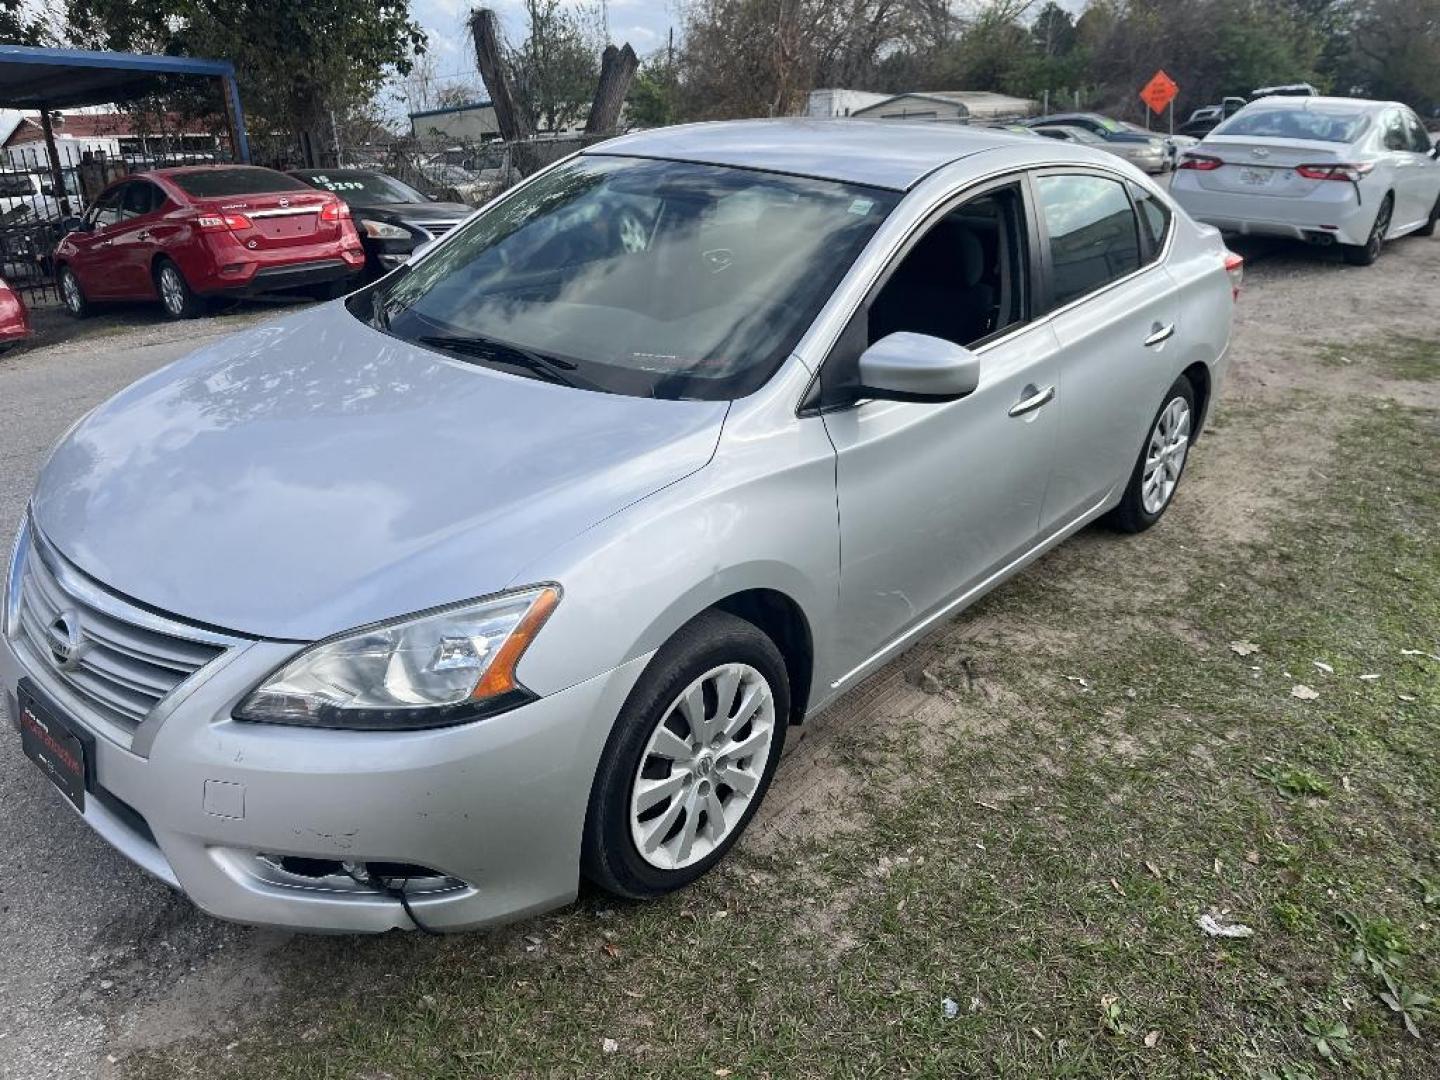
xmin=361 ymin=219 xmax=413 ymax=241
xmin=234 ymin=585 xmax=560 ymax=730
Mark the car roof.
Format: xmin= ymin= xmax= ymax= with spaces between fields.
xmin=290 ymin=168 xmax=378 ymax=176
xmin=146 ymin=164 xmax=284 ymax=176
xmin=588 ymin=118 xmax=1036 ymax=191
xmin=1244 ymin=95 xmax=1402 ymax=113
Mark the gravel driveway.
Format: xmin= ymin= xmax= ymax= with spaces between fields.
xmin=0 ymin=233 xmax=1436 ymax=1079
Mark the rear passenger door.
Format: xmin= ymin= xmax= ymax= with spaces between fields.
xmin=1034 ymin=171 xmax=1183 ymax=529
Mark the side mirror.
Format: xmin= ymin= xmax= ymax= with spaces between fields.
xmin=857 ymin=332 xmax=981 ymax=403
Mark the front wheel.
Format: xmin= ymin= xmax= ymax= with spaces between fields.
xmin=1105 ymin=375 xmax=1196 ymax=534
xmin=58 ymin=266 xmax=89 ymax=318
xmin=1342 ymin=194 xmax=1393 ymax=266
xmin=582 ymin=610 xmax=789 ymax=899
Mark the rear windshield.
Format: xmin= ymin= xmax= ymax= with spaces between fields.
xmin=294 ymin=171 xmax=428 ymax=204
xmin=1217 ymin=108 xmax=1369 ymax=143
xmin=170 ymin=168 xmax=309 ymax=198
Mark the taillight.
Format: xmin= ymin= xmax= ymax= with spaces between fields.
xmin=196 ymin=213 xmax=252 ymax=232
xmin=319 ymin=200 xmax=350 ymax=222
xmin=1223 ymin=251 xmax=1244 ymax=302
xmin=1179 ymin=154 xmax=1223 ymax=171
xmin=1294 ymin=162 xmax=1373 ymax=182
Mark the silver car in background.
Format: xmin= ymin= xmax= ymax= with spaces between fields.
xmin=2 ymin=121 xmax=1240 ymax=932
xmin=1033 ymin=124 xmax=1169 ymax=173
xmin=1172 ymin=95 xmax=1440 ymax=265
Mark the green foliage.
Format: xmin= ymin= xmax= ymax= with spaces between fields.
xmin=504 ymin=0 xmax=604 ymax=134
xmin=64 ymin=0 xmax=424 ymax=137
xmin=0 ymin=0 xmax=45 ymax=44
xmin=627 ymin=59 xmax=682 ymax=129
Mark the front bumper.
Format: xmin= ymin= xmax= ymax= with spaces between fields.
xmin=2 ymin=610 xmax=649 ymax=933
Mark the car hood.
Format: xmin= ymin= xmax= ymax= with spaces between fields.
xmin=32 ymin=303 xmax=728 ymax=640
xmin=355 ymin=201 xmax=472 ymax=224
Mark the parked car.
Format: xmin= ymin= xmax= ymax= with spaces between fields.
xmin=2 ymin=120 xmax=1240 ymax=933
xmin=0 ymin=172 xmax=63 ymax=224
xmin=289 ymin=168 xmax=471 ymax=278
xmin=0 ymin=276 xmax=31 ymax=350
xmin=1033 ymin=124 xmax=1169 ymax=173
xmin=1025 ymin=112 xmax=1170 ymax=171
xmin=1172 ymin=96 xmax=1440 ymax=265
xmin=54 ymin=165 xmax=366 ymax=320
xmin=1250 ymin=83 xmax=1318 ymax=100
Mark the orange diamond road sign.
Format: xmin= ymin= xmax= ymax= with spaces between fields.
xmin=1140 ymin=70 xmax=1178 ymax=115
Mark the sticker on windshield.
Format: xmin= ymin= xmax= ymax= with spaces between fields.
xmin=848 ymin=197 xmax=875 ymax=216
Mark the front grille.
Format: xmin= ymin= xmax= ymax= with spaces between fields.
xmin=14 ymin=528 xmax=231 ymax=737
xmin=416 ymin=220 xmax=463 ymax=241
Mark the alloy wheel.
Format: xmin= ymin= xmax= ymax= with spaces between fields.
xmin=159 ymin=266 xmax=186 ymax=315
xmin=1141 ymin=396 xmax=1191 ymax=515
xmin=61 ymin=271 xmax=82 ymax=314
xmin=628 ymin=662 xmax=776 ymax=870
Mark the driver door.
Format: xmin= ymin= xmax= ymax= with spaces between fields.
xmin=67 ymin=185 xmax=127 ymax=298
xmin=820 ymin=178 xmax=1062 ymax=684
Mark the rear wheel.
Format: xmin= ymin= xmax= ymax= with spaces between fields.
xmin=583 ymin=610 xmax=789 ymax=899
xmin=1342 ymin=194 xmax=1393 ymax=266
xmin=1105 ymin=375 xmax=1196 ymax=534
xmin=155 ymin=258 xmax=203 ymax=319
xmin=58 ymin=266 xmax=89 ymax=319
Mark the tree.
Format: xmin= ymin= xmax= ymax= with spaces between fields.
xmin=627 ymin=56 xmax=682 ymax=128
xmin=0 ymin=0 xmax=44 ymax=43
xmin=1348 ymin=0 xmax=1440 ymax=114
xmin=501 ymin=0 xmax=604 ymax=133
xmin=66 ymin=0 xmax=425 ymax=160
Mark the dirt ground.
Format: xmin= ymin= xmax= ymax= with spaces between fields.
xmin=1 ymin=229 xmax=1437 ymax=1080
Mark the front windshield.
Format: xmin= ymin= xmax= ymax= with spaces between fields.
xmin=1217 ymin=107 xmax=1368 ymax=143
xmin=360 ymin=155 xmax=899 ymax=400
xmin=300 ymin=171 xmax=429 ymax=204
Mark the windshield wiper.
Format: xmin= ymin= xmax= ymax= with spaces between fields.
xmin=415 ymin=334 xmax=582 ymax=388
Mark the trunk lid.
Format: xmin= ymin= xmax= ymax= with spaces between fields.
xmin=1190 ymin=136 xmax=1347 ymax=197
xmin=195 ymin=191 xmax=342 ymax=249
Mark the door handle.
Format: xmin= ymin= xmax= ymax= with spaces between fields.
xmin=1144 ymin=323 xmax=1175 ymax=347
xmin=1008 ymin=384 xmax=1055 ymax=417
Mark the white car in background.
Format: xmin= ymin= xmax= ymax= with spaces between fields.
xmin=1172 ymin=96 xmax=1440 ymax=265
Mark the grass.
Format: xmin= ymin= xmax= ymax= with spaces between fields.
xmin=1311 ymin=335 xmax=1440 ymax=381
xmin=128 ymin=400 xmax=1439 ymax=1079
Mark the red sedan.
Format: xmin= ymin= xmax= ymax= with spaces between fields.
xmin=0 ymin=277 xmax=31 ymax=350
xmin=55 ymin=165 xmax=367 ymax=319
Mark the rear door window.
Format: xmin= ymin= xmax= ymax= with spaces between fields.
xmin=1403 ymin=111 xmax=1433 ymax=154
xmin=1035 ymin=174 xmax=1141 ymax=309
xmin=170 ymin=168 xmax=308 ymax=198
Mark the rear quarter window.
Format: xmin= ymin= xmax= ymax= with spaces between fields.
xmin=169 ymin=168 xmax=309 ymax=198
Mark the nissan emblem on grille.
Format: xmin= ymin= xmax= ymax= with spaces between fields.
xmin=47 ymin=609 xmax=87 ymax=672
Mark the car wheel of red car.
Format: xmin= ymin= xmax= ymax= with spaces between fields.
xmin=59 ymin=266 xmax=89 ymax=319
xmin=155 ymin=258 xmax=203 ymax=320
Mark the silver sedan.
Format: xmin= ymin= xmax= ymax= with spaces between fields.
xmin=2 ymin=120 xmax=1239 ymax=932
xmin=1034 ymin=123 xmax=1170 ymax=173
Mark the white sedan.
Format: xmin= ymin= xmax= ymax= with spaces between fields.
xmin=1171 ymin=96 xmax=1440 ymax=265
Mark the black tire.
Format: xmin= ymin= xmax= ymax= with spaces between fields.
xmin=58 ymin=265 xmax=89 ymax=319
xmin=1416 ymin=191 xmax=1440 ymax=238
xmin=1342 ymin=194 xmax=1393 ymax=266
xmin=154 ymin=257 xmax=203 ymax=319
xmin=1105 ymin=374 xmax=1197 ymax=534
xmin=582 ymin=610 xmax=790 ymax=899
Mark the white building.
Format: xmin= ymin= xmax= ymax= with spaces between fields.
xmin=850 ymin=91 xmax=1038 ymax=123
xmin=806 ymin=89 xmax=891 ymax=118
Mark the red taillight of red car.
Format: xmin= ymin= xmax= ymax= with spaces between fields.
xmin=1223 ymin=251 xmax=1244 ymax=302
xmin=1294 ymin=162 xmax=1374 ymax=182
xmin=319 ymin=200 xmax=350 ymax=222
xmin=1179 ymin=154 xmax=1224 ymax=171
xmin=196 ymin=213 xmax=253 ymax=232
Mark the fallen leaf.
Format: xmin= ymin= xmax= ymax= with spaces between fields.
xmin=1400 ymin=649 xmax=1440 ymax=661
xmin=602 ymin=1038 xmax=619 ymax=1054
xmin=714 ymin=1070 xmax=733 ymax=1078
xmin=1124 ymin=687 xmax=1137 ymax=699
xmin=1358 ymin=673 xmax=1381 ymax=681
xmin=1313 ymin=660 xmax=1334 ymax=675
xmin=1144 ymin=860 xmax=1162 ymax=879
xmin=602 ymin=942 xmax=621 ymax=958
xmin=942 ymin=996 xmax=960 ymax=1020
xmin=1110 ymin=878 xmax=1125 ymax=896
xmin=1229 ymin=641 xmax=1260 ymax=656
xmin=1291 ymin=684 xmax=1320 ymax=701
xmin=1398 ymin=694 xmax=1416 ymax=702
xmin=1145 ymin=1029 xmax=1162 ymax=1048
xmin=1245 ymin=850 xmax=1261 ymax=865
